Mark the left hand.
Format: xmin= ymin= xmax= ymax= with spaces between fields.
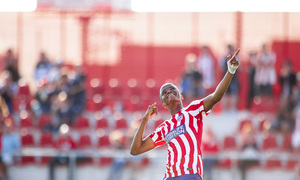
xmin=227 ymin=48 xmax=240 ymax=74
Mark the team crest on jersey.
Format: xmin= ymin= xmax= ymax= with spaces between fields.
xmin=165 ymin=124 xmax=186 ymax=144
xmin=176 ymin=114 xmax=183 ymax=121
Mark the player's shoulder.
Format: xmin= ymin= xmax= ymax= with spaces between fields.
xmin=184 ymin=99 xmax=204 ymax=111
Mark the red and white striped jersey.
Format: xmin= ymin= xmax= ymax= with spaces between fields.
xmin=149 ymin=99 xmax=209 ymax=179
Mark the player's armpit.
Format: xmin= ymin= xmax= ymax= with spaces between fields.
xmin=202 ymin=94 xmax=216 ymax=112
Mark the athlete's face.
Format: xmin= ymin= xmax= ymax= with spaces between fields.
xmin=160 ymin=83 xmax=182 ymax=107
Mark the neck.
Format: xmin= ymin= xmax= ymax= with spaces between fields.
xmin=168 ymin=103 xmax=183 ymax=116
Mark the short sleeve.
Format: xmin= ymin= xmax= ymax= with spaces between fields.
xmin=148 ymin=122 xmax=166 ymax=148
xmin=185 ymin=99 xmax=209 ymax=121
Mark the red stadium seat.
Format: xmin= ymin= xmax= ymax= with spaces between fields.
xmin=261 ymin=134 xmax=278 ymax=151
xmin=97 ymin=135 xmax=111 ymax=149
xmin=39 ymin=132 xmax=54 ymax=164
xmin=19 ymin=113 xmax=34 ymax=129
xmin=114 ymin=118 xmax=128 ymax=130
xmin=284 ymin=158 xmax=298 ymax=171
xmin=77 ymin=134 xmax=93 ymax=165
xmin=97 ymin=134 xmax=113 ymax=166
xmin=74 ymin=116 xmax=90 ymax=131
xmin=39 ymin=132 xmax=54 ymax=147
xmin=20 ymin=132 xmax=36 ymax=164
xmin=18 ymin=80 xmax=31 ymax=96
xmin=107 ymin=78 xmax=123 ymax=100
xmin=123 ymin=97 xmax=143 ymax=112
xmin=98 ymin=157 xmax=113 ymax=167
xmin=218 ymin=135 xmax=238 ymax=169
xmin=86 ymin=95 xmax=106 ymax=112
xmin=88 ymin=78 xmax=105 ymax=98
xmin=281 ymin=134 xmax=292 ymax=152
xmin=38 ymin=114 xmax=52 ymax=129
xmin=21 ymin=132 xmax=35 ymax=147
xmin=78 ymin=134 xmax=92 ymax=148
xmin=96 ymin=117 xmax=109 ymax=130
xmin=263 ymin=159 xmax=282 ymax=169
xmin=140 ymin=157 xmax=150 ymax=167
xmin=223 ymin=136 xmax=238 ymax=150
xmin=260 ymin=134 xmax=281 ymax=169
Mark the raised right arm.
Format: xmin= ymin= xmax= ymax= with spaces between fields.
xmin=130 ymin=102 xmax=157 ymax=155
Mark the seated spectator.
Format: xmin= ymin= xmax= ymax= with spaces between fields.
xmin=273 ymin=96 xmax=295 ymax=133
xmin=34 ymin=52 xmax=53 ymax=84
xmin=51 ymin=74 xmax=74 ymax=128
xmin=35 ymin=80 xmax=56 ymax=115
xmin=48 ymin=61 xmax=64 ymax=83
xmin=0 ymin=71 xmax=19 ymax=115
xmin=2 ymin=49 xmax=20 ymax=83
xmin=68 ymin=65 xmax=86 ymax=116
xmin=48 ymin=124 xmax=86 ymax=180
xmin=107 ymin=130 xmax=127 ymax=180
xmin=0 ymin=119 xmax=21 ymax=180
xmin=239 ymin=126 xmax=259 ymax=180
xmin=292 ymin=105 xmax=300 ymax=153
xmin=279 ymin=59 xmax=296 ymax=100
xmin=247 ymin=51 xmax=257 ymax=109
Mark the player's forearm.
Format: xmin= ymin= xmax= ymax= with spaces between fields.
xmin=130 ymin=119 xmax=148 ymax=155
xmin=212 ymin=71 xmax=234 ymax=102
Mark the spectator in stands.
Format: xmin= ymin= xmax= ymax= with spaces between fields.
xmin=51 ymin=74 xmax=74 ymax=127
xmin=180 ymin=53 xmax=205 ymax=101
xmin=197 ymin=46 xmax=215 ymax=90
xmin=239 ymin=125 xmax=259 ymax=180
xmin=2 ymin=49 xmax=20 ymax=83
xmin=220 ymin=44 xmax=240 ymax=111
xmin=254 ymin=44 xmax=276 ymax=96
xmin=0 ymin=71 xmax=19 ymax=115
xmin=279 ymin=59 xmax=297 ymax=101
xmin=35 ymin=80 xmax=56 ymax=115
xmin=48 ymin=61 xmax=64 ymax=83
xmin=273 ymin=93 xmax=295 ymax=133
xmin=293 ymin=72 xmax=300 ymax=106
xmin=0 ymin=119 xmax=21 ymax=180
xmin=202 ymin=123 xmax=219 ymax=180
xmin=292 ymin=105 xmax=300 ymax=153
xmin=107 ymin=130 xmax=127 ymax=180
xmin=48 ymin=124 xmax=86 ymax=180
xmin=68 ymin=65 xmax=86 ymax=116
xmin=247 ymin=51 xmax=257 ymax=109
xmin=34 ymin=52 xmax=53 ymax=84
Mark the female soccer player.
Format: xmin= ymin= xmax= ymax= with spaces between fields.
xmin=130 ymin=49 xmax=240 ymax=180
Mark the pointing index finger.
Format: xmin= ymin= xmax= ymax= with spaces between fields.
xmin=232 ymin=48 xmax=240 ymax=58
xmin=151 ymin=102 xmax=157 ymax=107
